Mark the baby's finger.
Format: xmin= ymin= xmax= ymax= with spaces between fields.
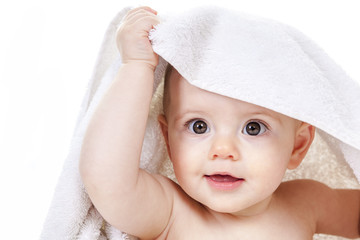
xmin=133 ymin=15 xmax=160 ymax=32
xmin=137 ymin=6 xmax=157 ymax=15
xmin=124 ymin=6 xmax=157 ymax=21
xmin=126 ymin=9 xmax=156 ymax=25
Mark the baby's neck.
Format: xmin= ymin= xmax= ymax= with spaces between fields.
xmin=205 ymin=194 xmax=274 ymax=220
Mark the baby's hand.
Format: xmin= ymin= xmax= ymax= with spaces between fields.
xmin=116 ymin=6 xmax=160 ymax=70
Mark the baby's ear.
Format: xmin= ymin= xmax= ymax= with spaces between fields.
xmin=158 ymin=114 xmax=171 ymax=159
xmin=287 ymin=123 xmax=315 ymax=170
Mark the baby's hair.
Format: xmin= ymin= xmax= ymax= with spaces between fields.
xmin=162 ymin=63 xmax=174 ymax=117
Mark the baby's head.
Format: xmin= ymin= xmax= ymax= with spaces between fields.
xmin=158 ymin=64 xmax=315 ymax=215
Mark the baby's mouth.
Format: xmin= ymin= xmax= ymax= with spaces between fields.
xmin=205 ymin=174 xmax=244 ymax=182
xmin=205 ymin=174 xmax=244 ymax=190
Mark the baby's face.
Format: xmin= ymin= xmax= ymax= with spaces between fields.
xmin=162 ymin=73 xmax=301 ymax=216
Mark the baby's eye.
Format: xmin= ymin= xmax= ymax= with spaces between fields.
xmin=242 ymin=121 xmax=267 ymax=136
xmin=187 ymin=119 xmax=209 ymax=134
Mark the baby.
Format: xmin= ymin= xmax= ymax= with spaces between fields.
xmin=80 ymin=6 xmax=360 ymax=240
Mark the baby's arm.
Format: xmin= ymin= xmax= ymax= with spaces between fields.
xmin=80 ymin=7 xmax=173 ymax=239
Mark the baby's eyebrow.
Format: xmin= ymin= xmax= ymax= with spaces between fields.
xmin=246 ymin=110 xmax=283 ymax=124
xmin=173 ymin=110 xmax=209 ymax=123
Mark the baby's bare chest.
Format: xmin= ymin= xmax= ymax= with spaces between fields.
xmin=156 ymin=207 xmax=313 ymax=240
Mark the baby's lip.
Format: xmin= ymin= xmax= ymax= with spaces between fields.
xmin=205 ymin=173 xmax=245 ymax=191
xmin=205 ymin=173 xmax=244 ymax=182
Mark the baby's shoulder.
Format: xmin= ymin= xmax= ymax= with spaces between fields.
xmin=276 ymin=179 xmax=360 ymax=238
xmin=276 ymin=179 xmax=331 ymax=204
xmin=275 ymin=179 xmax=336 ymax=220
xmin=277 ymin=179 xmax=331 ymax=197
xmin=273 ymin=180 xmax=332 ymax=230
xmin=152 ymin=174 xmax=197 ymax=208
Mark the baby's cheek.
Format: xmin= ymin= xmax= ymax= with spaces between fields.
xmin=251 ymin=152 xmax=288 ymax=181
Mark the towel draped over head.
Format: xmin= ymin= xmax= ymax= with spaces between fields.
xmin=41 ymin=6 xmax=360 ymax=240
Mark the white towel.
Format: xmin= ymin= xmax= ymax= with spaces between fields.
xmin=41 ymin=6 xmax=359 ymax=240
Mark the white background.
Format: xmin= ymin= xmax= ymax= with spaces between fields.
xmin=0 ymin=0 xmax=359 ymax=239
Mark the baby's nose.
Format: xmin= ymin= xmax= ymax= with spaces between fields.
xmin=208 ymin=136 xmax=240 ymax=161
